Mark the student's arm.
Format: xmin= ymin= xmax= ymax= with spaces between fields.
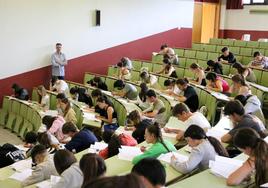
xmin=170 ymin=147 xmax=204 ymax=174
xmin=51 ymin=54 xmax=60 ymax=67
xmin=163 ymin=127 xmax=180 ymax=134
xmin=143 ymin=110 xmax=158 ymax=118
xmin=221 ymin=133 xmax=232 ymax=143
xmin=177 ymin=95 xmax=187 ymax=102
xmin=156 ymin=67 xmax=165 ymax=74
xmin=132 ymin=145 xmax=158 ymax=165
xmin=56 ymin=54 xmax=68 ymax=66
xmin=210 ymin=80 xmax=223 ymax=92
xmin=98 ymin=107 xmax=114 ymax=124
xmin=242 ymin=69 xmax=249 ymax=78
xmin=227 ymin=159 xmax=254 ymax=186
xmin=22 ymin=166 xmax=45 ymax=187
xmin=112 ymin=90 xmax=126 ymax=98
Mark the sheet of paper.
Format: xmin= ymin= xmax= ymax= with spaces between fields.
xmin=14 ymin=145 xmax=28 ymax=152
xmin=209 ymin=156 xmax=244 ymax=178
xmin=206 ymin=129 xmax=228 ymax=141
xmin=36 ymin=175 xmax=61 ymax=188
xmin=157 ymin=152 xmax=188 ymax=164
xmin=264 ymin=136 xmax=268 ymax=143
xmin=83 ymin=112 xmax=101 ymax=122
xmin=11 ymin=159 xmax=32 ymax=172
xmin=118 ymin=146 xmax=142 ymax=161
xmin=90 ymin=142 xmax=108 ymax=151
xmin=214 ymin=116 xmax=233 ymax=131
xmin=9 ymin=169 xmax=32 ymax=181
xmin=261 ymin=182 xmax=268 ymax=187
xmin=165 ymin=117 xmax=187 ymax=131
xmin=116 ymin=127 xmax=133 ymax=136
xmin=161 ymin=130 xmax=177 ymax=139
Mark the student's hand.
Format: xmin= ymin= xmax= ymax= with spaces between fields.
xmin=140 ymin=146 xmax=146 ymax=152
xmin=176 ymin=130 xmax=184 ymax=141
xmin=23 ymin=143 xmax=32 ymax=148
xmin=171 ymin=154 xmax=177 ymax=161
xmin=164 ymin=127 xmax=171 ymax=133
xmin=219 ymin=58 xmax=223 ymax=62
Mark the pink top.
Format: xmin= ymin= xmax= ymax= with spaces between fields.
xmin=99 ymin=133 xmax=138 ymax=159
xmin=217 ymin=76 xmax=229 ymax=93
xmin=48 ymin=116 xmax=66 ymax=142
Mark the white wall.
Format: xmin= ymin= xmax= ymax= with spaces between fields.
xmin=0 ymin=0 xmax=194 ymax=79
xmin=220 ymin=0 xmax=268 ymax=30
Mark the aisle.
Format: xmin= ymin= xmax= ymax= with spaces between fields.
xmin=0 ymin=127 xmax=23 ymax=145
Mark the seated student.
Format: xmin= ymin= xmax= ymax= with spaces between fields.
xmin=176 ymin=78 xmax=199 ymax=112
xmin=206 ymin=72 xmax=229 ymax=93
xmin=117 ymin=61 xmax=131 ymax=80
xmin=37 ymin=132 xmax=60 ymax=154
xmin=229 ymin=74 xmax=251 ymax=96
xmin=132 ymin=158 xmax=166 ymax=188
xmin=235 ymin=94 xmax=265 ymax=123
xmin=140 ymin=71 xmax=160 ymax=89
xmin=59 ymin=98 xmax=77 ymax=124
xmin=22 ymin=145 xmax=58 ymax=187
xmin=221 ymin=100 xmax=267 ymax=143
xmin=79 ymin=153 xmax=107 ymax=188
xmin=99 ymin=130 xmax=137 ymax=159
xmin=157 ymin=44 xmax=179 ymax=65
xmin=87 ymin=76 xmax=108 ymax=91
xmin=37 ymin=85 xmax=50 ymax=110
xmin=163 ymin=79 xmax=181 ymax=96
xmin=50 ymin=76 xmax=69 ymax=96
xmin=250 ymin=51 xmax=268 ymax=69
xmin=96 ymin=96 xmax=118 ymax=131
xmin=156 ymin=58 xmax=177 ymax=78
xmin=120 ymin=57 xmax=133 ymax=70
xmin=189 ymin=63 xmax=206 ymax=86
xmin=112 ymin=80 xmax=138 ymax=100
xmin=53 ymin=150 xmax=83 ymax=188
xmin=142 ymin=89 xmax=167 ymax=126
xmin=136 ymin=83 xmax=151 ymax=110
xmin=227 ymin=128 xmax=268 ymax=187
xmin=56 ymin=93 xmax=66 ymax=116
xmin=205 ymin=60 xmax=223 ymax=75
xmin=127 ymin=110 xmax=153 ymax=144
xmin=83 ymin=173 xmax=145 ymax=188
xmin=164 ymin=103 xmax=211 ymax=140
xmin=232 ymin=62 xmax=256 ymax=83
xmin=11 ymin=83 xmax=29 ymax=100
xmin=62 ymin=122 xmax=98 ymax=153
xmin=170 ymin=125 xmax=228 ymax=174
xmin=24 ymin=131 xmax=38 ymax=158
xmin=42 ymin=115 xmax=67 ymax=143
xmin=0 ymin=143 xmax=26 ymax=168
xmin=132 ymin=123 xmax=176 ymax=165
xmin=70 ymin=86 xmax=93 ymax=106
xmin=218 ymin=47 xmax=236 ymax=64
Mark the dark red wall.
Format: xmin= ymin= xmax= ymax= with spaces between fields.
xmin=219 ymin=29 xmax=268 ymax=41
xmin=0 ymin=27 xmax=192 ymax=104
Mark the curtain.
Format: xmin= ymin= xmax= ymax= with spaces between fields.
xmin=226 ymin=0 xmax=244 ymax=9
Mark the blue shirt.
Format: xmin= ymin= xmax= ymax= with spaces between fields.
xmin=65 ymin=129 xmax=98 ymax=153
xmin=51 ymin=52 xmax=67 ymax=76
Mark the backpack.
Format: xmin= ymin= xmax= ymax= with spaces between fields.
xmin=0 ymin=143 xmax=25 ymax=168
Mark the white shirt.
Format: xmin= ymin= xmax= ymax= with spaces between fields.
xmin=185 ymin=112 xmax=211 ymax=129
xmin=41 ymin=95 xmax=50 ymax=109
xmin=53 ymin=80 xmax=69 ymax=96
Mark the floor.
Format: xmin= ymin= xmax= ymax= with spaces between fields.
xmin=0 ymin=126 xmax=23 ymax=145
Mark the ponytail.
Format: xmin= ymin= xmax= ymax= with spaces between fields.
xmin=254 ymin=139 xmax=268 ymax=186
xmin=147 ymin=123 xmax=170 ymax=152
xmin=184 ymin=125 xmax=228 ymax=157
xmin=206 ymin=136 xmax=229 ymax=157
xmin=233 ymin=128 xmax=268 ymax=187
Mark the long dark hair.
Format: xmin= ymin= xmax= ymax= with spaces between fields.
xmin=233 ymin=128 xmax=268 ymax=186
xmin=42 ymin=115 xmax=57 ymax=130
xmin=139 ymin=83 xmax=148 ymax=102
xmin=60 ymin=98 xmax=71 ymax=117
xmin=231 ymin=74 xmax=247 ymax=86
xmin=102 ymin=131 xmax=121 ymax=158
xmin=232 ymin=62 xmax=247 ymax=75
xmin=184 ymin=125 xmax=229 ymax=157
xmin=54 ymin=150 xmax=77 ymax=175
xmin=127 ymin=110 xmax=142 ymax=127
xmin=146 ymin=123 xmax=170 ymax=152
xmin=80 ymin=153 xmax=107 ymax=188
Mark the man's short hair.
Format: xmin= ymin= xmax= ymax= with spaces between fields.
xmin=221 ymin=47 xmax=228 ymax=53
xmin=62 ymin=122 xmax=77 ymax=134
xmin=131 ymin=158 xmax=166 ymax=186
xmin=56 ymin=43 xmax=62 ymax=46
xmin=172 ymin=103 xmax=190 ymax=116
xmin=146 ymin=89 xmax=156 ymax=98
xmin=224 ymin=100 xmax=245 ymax=116
xmin=253 ymin=51 xmax=261 ymax=57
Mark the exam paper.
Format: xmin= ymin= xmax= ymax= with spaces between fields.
xmin=209 ymin=156 xmax=244 ymax=178
xmin=11 ymin=159 xmax=32 ymax=172
xmin=9 ymin=169 xmax=32 ymax=181
xmin=157 ymin=152 xmax=188 ymax=164
xmin=118 ymin=146 xmax=142 ymax=161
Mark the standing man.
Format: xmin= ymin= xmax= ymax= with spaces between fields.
xmin=51 ymin=43 xmax=67 ymax=80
